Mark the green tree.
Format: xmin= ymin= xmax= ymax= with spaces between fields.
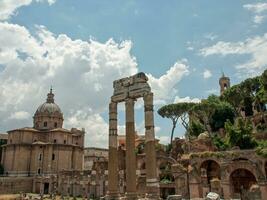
xmin=221 ymin=85 xmax=243 ymax=114
xmin=212 ymin=135 xmax=229 ymax=151
xmin=158 ymin=102 xmax=196 ymax=144
xmin=190 ymin=95 xmax=220 ymax=133
xmin=225 ymin=118 xmax=257 ymax=149
xmin=188 ymin=120 xmax=205 ymax=138
xmin=210 ymin=101 xmax=235 ymax=131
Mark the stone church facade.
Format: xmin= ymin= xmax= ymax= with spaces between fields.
xmin=0 ymin=89 xmax=84 ymax=194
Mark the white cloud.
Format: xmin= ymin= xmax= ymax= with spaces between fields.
xmin=156 ymin=136 xmax=169 ymax=145
xmin=203 ymin=69 xmax=212 ymax=79
xmin=187 ymin=46 xmax=194 ymax=51
xmin=174 ymin=96 xmax=200 ymax=103
xmin=0 ymin=0 xmax=56 ymax=20
xmin=0 ymin=22 xmax=138 ymax=147
xmin=0 ymin=22 xmax=189 ymax=147
xmin=243 ymin=3 xmax=267 ymax=24
xmin=254 ymin=15 xmax=265 ymax=24
xmin=147 ymin=60 xmax=190 ymax=105
xmin=8 ymin=111 xmax=31 ymax=120
xmin=243 ymin=3 xmax=267 ymax=13
xmin=65 ymin=109 xmax=109 ymax=147
xmin=199 ymin=33 xmax=267 ymax=76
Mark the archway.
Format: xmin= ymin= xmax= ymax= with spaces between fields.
xmin=230 ymin=168 xmax=257 ymax=194
xmin=200 ymin=160 xmax=221 ymax=185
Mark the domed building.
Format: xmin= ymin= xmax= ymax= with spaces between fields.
xmin=1 ymin=89 xmax=84 ymax=194
xmin=33 ymin=88 xmax=64 ymax=130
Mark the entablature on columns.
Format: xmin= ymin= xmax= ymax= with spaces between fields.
xmin=111 ymin=72 xmax=151 ymax=103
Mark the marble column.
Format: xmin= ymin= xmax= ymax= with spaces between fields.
xmin=125 ymin=98 xmax=137 ymax=199
xmin=144 ymin=92 xmax=160 ymax=198
xmin=107 ymin=102 xmax=119 ymax=199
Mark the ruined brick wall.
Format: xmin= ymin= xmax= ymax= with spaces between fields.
xmin=0 ymin=177 xmax=33 ymax=193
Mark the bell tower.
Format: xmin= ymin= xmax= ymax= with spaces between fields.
xmin=219 ymin=72 xmax=230 ymax=95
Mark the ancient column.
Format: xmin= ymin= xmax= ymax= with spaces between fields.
xmin=144 ymin=93 xmax=159 ymax=199
xmin=107 ymin=102 xmax=119 ymax=199
xmin=125 ymin=98 xmax=137 ymax=199
xmin=144 ymin=92 xmax=160 ymax=198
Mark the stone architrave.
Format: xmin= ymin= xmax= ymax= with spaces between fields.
xmin=107 ymin=72 xmax=160 ymax=200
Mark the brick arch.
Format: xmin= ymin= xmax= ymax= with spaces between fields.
xmin=230 ymin=168 xmax=257 ymax=194
xmin=222 ymin=160 xmax=263 ymax=182
xmin=197 ymin=158 xmax=220 ymax=170
xmin=199 ymin=159 xmax=221 ymax=188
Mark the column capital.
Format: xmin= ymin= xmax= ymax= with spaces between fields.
xmin=144 ymin=92 xmax=153 ymax=105
xmin=125 ymin=97 xmax=136 ymax=104
xmin=109 ymin=102 xmax=117 ymax=111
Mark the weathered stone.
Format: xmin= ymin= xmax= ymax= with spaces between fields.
xmin=108 ymin=73 xmax=159 ymax=199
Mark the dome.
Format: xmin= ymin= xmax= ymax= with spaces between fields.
xmin=36 ymin=102 xmax=62 ymax=115
xmin=33 ymin=88 xmax=63 ymax=130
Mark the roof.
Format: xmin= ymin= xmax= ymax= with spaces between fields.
xmin=35 ymin=102 xmax=62 ymax=116
xmin=8 ymin=127 xmax=39 ymax=133
xmin=7 ymin=127 xmax=74 ymax=134
xmin=50 ymin=128 xmax=71 ymax=133
xmin=84 ymin=147 xmax=108 ymax=151
xmin=0 ymin=133 xmax=8 ymax=140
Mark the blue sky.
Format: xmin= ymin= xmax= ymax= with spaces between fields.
xmin=0 ymin=0 xmax=266 ymax=147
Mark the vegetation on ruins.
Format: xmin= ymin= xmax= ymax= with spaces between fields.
xmin=158 ymin=69 xmax=267 ymax=152
xmin=159 ymin=163 xmax=174 ymax=183
xmin=225 ymin=118 xmax=257 ymax=149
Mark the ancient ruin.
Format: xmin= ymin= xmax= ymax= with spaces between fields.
xmin=107 ymin=72 xmax=160 ymax=199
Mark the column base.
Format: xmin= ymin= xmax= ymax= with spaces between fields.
xmin=125 ymin=192 xmax=138 ymax=200
xmin=105 ymin=193 xmax=120 ymax=200
xmin=145 ymin=192 xmax=161 ymax=200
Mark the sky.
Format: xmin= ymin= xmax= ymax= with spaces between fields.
xmin=0 ymin=0 xmax=267 ymax=148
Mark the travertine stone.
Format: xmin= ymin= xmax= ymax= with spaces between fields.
xmin=144 ymin=93 xmax=160 ymax=198
xmin=108 ymin=102 xmax=119 ymax=198
xmin=108 ymin=73 xmax=159 ymax=199
xmin=112 ymin=73 xmax=151 ymax=103
xmin=125 ymin=98 xmax=137 ymax=198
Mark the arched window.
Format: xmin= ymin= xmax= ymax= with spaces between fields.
xmin=52 ymin=153 xmax=55 ymax=161
xmin=54 ymin=122 xmax=57 ymax=128
xmin=64 ymin=140 xmax=66 ymax=144
xmin=54 ymin=139 xmax=57 ymax=143
xmin=38 ymin=153 xmax=42 ymax=161
xmin=44 ymin=122 xmax=47 ymax=127
xmin=37 ymin=168 xmax=41 ymax=175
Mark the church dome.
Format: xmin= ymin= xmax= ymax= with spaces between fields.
xmin=33 ymin=88 xmax=64 ymax=130
xmin=36 ymin=102 xmax=62 ymax=115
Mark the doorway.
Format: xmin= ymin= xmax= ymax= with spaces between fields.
xmin=44 ymin=182 xmax=49 ymax=194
